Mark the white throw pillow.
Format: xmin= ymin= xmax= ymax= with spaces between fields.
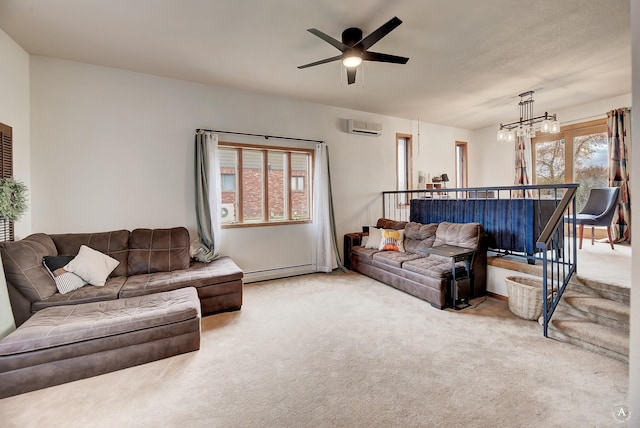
xmin=63 ymin=245 xmax=120 ymax=286
xmin=365 ymin=227 xmax=382 ymax=249
xmin=52 ymin=271 xmax=88 ymax=294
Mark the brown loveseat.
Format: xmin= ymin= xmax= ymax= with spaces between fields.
xmin=344 ymin=218 xmax=486 ymax=309
xmin=0 ymin=227 xmax=243 ymax=398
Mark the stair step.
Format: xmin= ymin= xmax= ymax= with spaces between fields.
xmin=547 ymin=318 xmax=629 ymax=363
xmin=557 ymin=294 xmax=630 ymax=332
xmin=567 ymin=276 xmax=629 ymax=304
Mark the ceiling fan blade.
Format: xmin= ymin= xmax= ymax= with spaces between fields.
xmin=346 ymin=67 xmax=357 ymax=85
xmin=298 ymin=55 xmax=342 ymax=69
xmin=356 ymin=16 xmax=403 ymax=51
xmin=307 ymin=28 xmax=348 ymax=52
xmin=363 ymin=51 xmax=409 ymax=64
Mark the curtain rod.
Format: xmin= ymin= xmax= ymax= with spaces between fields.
xmin=196 ymin=128 xmax=323 ymax=144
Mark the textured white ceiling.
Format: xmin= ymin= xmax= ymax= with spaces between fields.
xmin=0 ymin=0 xmax=631 ymax=130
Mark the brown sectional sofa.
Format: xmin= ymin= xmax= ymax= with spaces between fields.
xmin=345 ymin=218 xmax=486 ymax=309
xmin=1 ymin=227 xmax=243 ymax=326
xmin=0 ymin=227 xmax=243 ymax=398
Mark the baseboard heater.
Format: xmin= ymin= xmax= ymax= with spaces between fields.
xmin=244 ymin=264 xmax=315 ymax=283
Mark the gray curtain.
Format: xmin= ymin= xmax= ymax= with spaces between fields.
xmin=192 ymin=131 xmax=221 ymax=262
xmin=313 ymin=143 xmax=345 ymax=272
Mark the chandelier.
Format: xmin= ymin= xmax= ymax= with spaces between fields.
xmin=496 ymin=91 xmax=559 ymax=142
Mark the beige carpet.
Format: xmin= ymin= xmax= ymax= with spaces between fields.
xmin=0 ymin=272 xmax=629 ymax=427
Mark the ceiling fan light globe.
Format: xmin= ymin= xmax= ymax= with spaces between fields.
xmin=342 ymin=56 xmax=363 ymax=68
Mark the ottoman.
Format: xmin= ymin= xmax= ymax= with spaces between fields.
xmin=0 ymin=287 xmax=201 ymax=398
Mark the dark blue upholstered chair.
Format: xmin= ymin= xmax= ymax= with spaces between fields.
xmin=574 ymin=187 xmax=620 ymax=250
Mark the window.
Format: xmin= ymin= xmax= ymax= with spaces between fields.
xmin=455 ymin=141 xmax=468 ymax=188
xmin=221 ymin=173 xmax=236 ymax=191
xmin=218 ymin=143 xmax=313 ymax=226
xmin=291 ymin=176 xmax=305 ymax=191
xmin=396 ymin=133 xmax=412 ymax=203
xmin=0 ymin=122 xmax=13 ymax=242
xmin=532 ymin=118 xmax=608 ymax=211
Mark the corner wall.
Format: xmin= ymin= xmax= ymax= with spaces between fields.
xmin=0 ymin=28 xmax=30 ymax=337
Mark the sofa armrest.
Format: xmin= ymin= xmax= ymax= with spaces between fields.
xmin=343 ymin=233 xmax=366 ymax=270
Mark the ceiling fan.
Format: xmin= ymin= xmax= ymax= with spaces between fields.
xmin=298 ymin=16 xmax=409 ymax=85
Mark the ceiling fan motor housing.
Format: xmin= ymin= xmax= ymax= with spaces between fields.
xmin=342 ymin=27 xmax=363 ymax=47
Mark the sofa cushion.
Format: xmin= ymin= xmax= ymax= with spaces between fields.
xmin=127 ymin=227 xmax=190 ymax=276
xmin=51 ymin=230 xmax=130 ymax=278
xmin=434 ymin=222 xmax=481 ymax=249
xmin=31 ymin=277 xmax=126 ymax=312
xmin=403 ymin=222 xmax=438 ymax=253
xmin=404 ymin=222 xmax=438 ymax=241
xmin=372 ymin=251 xmax=422 ymax=269
xmin=0 ymin=287 xmax=200 ymax=357
xmin=376 ymin=218 xmax=407 ymax=230
xmin=120 ymin=256 xmax=243 ymax=298
xmin=351 ymin=246 xmax=379 ymax=260
xmin=0 ymin=234 xmax=58 ymax=302
xmin=403 ymin=256 xmax=467 ymax=280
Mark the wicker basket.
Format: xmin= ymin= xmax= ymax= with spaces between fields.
xmin=505 ymin=276 xmax=545 ymax=320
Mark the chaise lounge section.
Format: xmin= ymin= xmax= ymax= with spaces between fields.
xmin=0 ymin=287 xmax=201 ymax=398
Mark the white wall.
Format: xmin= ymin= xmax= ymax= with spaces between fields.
xmin=29 ymin=57 xmax=469 ymax=280
xmin=0 ymin=28 xmax=30 ymax=337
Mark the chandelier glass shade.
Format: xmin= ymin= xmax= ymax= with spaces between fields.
xmin=497 ymin=91 xmax=559 ymax=142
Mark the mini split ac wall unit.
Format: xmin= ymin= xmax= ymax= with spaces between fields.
xmin=347 ymin=119 xmax=382 ymax=137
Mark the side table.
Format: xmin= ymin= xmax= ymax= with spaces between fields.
xmin=423 ymin=244 xmax=475 ymax=310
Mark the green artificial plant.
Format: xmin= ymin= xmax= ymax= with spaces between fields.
xmin=0 ymin=178 xmax=28 ymax=221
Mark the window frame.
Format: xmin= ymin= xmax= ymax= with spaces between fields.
xmin=0 ymin=122 xmax=14 ymax=242
xmin=396 ymin=133 xmax=413 ymax=205
xmin=531 ymin=118 xmax=609 ymax=240
xmin=455 ymin=141 xmax=468 ymax=188
xmin=218 ymin=142 xmax=314 ymax=228
xmin=531 ymin=118 xmax=607 ymax=184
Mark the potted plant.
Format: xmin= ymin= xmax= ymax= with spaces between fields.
xmin=0 ymin=178 xmax=28 ymax=221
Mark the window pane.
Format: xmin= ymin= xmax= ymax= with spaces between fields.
xmin=397 ymin=138 xmax=407 ymax=191
xmin=573 ymin=132 xmax=608 ymax=211
xmin=268 ymin=151 xmax=286 ymax=221
xmin=291 ymin=152 xmax=310 ymax=219
xmin=242 ymin=150 xmax=264 ymax=222
xmin=535 ymin=139 xmax=565 ymax=185
xmin=219 ymin=148 xmax=238 ymax=224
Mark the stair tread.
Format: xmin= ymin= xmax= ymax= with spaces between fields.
xmin=563 ymin=295 xmax=629 ymax=321
xmin=567 ymin=278 xmax=629 ymax=304
xmin=550 ymin=319 xmax=629 ymax=355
